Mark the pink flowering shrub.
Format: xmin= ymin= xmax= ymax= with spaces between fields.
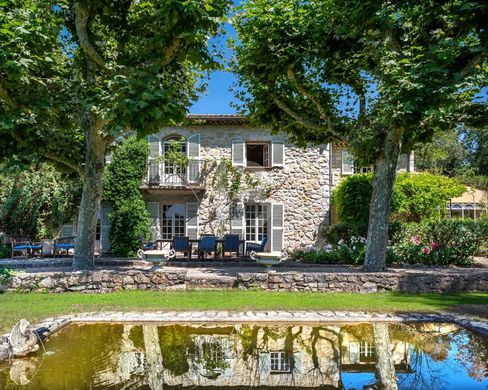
xmin=389 ymin=219 xmax=488 ymax=265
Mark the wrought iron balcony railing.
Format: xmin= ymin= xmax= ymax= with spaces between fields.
xmin=145 ymin=160 xmax=200 ymax=187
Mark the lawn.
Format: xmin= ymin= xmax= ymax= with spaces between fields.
xmin=1 ymin=290 xmax=487 ymax=333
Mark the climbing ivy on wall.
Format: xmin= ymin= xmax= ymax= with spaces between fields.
xmin=103 ymin=137 xmax=151 ymax=257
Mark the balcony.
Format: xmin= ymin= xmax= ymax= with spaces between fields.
xmin=142 ymin=160 xmax=203 ymax=192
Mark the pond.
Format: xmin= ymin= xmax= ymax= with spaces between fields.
xmin=0 ymin=322 xmax=487 ymax=389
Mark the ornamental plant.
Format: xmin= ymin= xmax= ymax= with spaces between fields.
xmin=389 ymin=219 xmax=488 ymax=265
xmin=103 ymin=137 xmax=151 ymax=257
xmin=332 ymin=172 xmax=466 ymax=226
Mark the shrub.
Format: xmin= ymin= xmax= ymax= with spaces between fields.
xmin=0 ymin=265 xmax=13 ymax=287
xmin=0 ymin=164 xmax=81 ymax=240
xmin=392 ymin=172 xmax=465 ymax=222
xmin=290 ymin=236 xmax=367 ymax=265
xmin=332 ymin=172 xmax=466 ymax=225
xmin=322 ymin=223 xmax=368 ymax=245
xmin=109 ymin=198 xmax=151 ymax=257
xmin=103 ymin=137 xmax=151 ymax=257
xmin=332 ymin=173 xmax=373 ymax=226
xmin=389 ymin=219 xmax=488 ymax=266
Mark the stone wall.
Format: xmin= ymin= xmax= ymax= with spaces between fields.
xmin=146 ymin=125 xmax=330 ymax=250
xmin=6 ymin=268 xmax=488 ymax=293
xmin=8 ymin=270 xmax=187 ymax=293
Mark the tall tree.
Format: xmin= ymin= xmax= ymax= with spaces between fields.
xmin=1 ymin=0 xmax=229 ymax=269
xmin=233 ymin=0 xmax=487 ymax=271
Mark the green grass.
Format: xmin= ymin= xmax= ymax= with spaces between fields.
xmin=0 ymin=290 xmax=487 ymax=333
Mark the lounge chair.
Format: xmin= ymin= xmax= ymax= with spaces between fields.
xmin=198 ymin=235 xmax=217 ymax=260
xmin=223 ymin=234 xmax=240 ymax=259
xmin=245 ymin=237 xmax=268 ymax=258
xmin=172 ymin=236 xmax=192 ymax=260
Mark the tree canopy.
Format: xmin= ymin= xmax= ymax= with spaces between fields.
xmin=233 ymin=0 xmax=487 ymax=270
xmin=1 ymin=0 xmax=230 ymax=269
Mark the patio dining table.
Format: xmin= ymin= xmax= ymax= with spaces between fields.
xmin=150 ymin=238 xmax=247 ymax=259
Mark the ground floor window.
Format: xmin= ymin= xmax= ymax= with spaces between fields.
xmin=446 ymin=203 xmax=485 ymax=219
xmin=161 ymin=204 xmax=185 ymax=239
xmin=270 ymin=351 xmax=291 ymax=373
xmin=245 ymin=204 xmax=268 ymax=242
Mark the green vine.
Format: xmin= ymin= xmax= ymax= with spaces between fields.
xmin=160 ymin=137 xmax=189 ymax=168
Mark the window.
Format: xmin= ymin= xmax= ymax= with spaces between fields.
xmin=246 ymin=143 xmax=270 ymax=168
xmin=245 ymin=204 xmax=268 ymax=242
xmin=270 ymin=352 xmax=291 ymax=373
xmin=161 ymin=204 xmax=185 ymax=239
xmin=163 ymin=137 xmax=187 ymax=184
xmin=341 ymin=150 xmax=354 ymax=175
xmin=359 ymin=341 xmax=376 ymax=362
xmin=354 ymin=162 xmax=373 ymax=174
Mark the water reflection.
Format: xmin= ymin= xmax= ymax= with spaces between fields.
xmin=0 ymin=322 xmax=487 ymax=389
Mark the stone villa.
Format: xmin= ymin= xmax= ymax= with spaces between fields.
xmin=60 ymin=114 xmax=415 ymax=255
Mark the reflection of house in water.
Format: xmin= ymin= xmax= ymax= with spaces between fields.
xmin=340 ymin=325 xmax=412 ymax=374
xmin=0 ymin=322 xmax=467 ymax=389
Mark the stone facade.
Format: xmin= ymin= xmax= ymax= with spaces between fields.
xmin=139 ymin=124 xmax=330 ymax=251
xmin=7 ymin=268 xmax=488 ymax=293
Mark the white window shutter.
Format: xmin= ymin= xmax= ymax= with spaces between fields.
xmin=259 ymin=353 xmax=271 ymax=373
xmin=230 ymin=202 xmax=245 ymax=239
xmin=270 ymin=203 xmax=284 ymax=252
xmin=187 ymin=134 xmax=200 ymax=183
xmin=232 ymin=140 xmax=245 ymax=167
xmin=272 ymin=140 xmax=285 ymax=167
xmin=293 ymin=352 xmax=302 ymax=373
xmin=146 ymin=202 xmax=160 ymax=240
xmin=341 ymin=150 xmax=354 ymax=175
xmin=100 ymin=202 xmax=112 ymax=253
xmin=61 ymin=223 xmax=74 ymax=238
xmin=147 ymin=135 xmax=161 ymax=183
xmin=186 ymin=202 xmax=199 ymax=239
xmin=148 ymin=135 xmax=161 ymax=158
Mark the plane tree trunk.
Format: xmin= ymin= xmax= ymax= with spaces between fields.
xmin=72 ymin=118 xmax=107 ymax=271
xmin=372 ymin=323 xmax=398 ymax=390
xmin=363 ymin=128 xmax=403 ymax=272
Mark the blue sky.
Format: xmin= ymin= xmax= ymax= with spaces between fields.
xmin=190 ymin=16 xmax=240 ymax=114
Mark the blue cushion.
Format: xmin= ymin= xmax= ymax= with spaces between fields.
xmin=200 ymin=236 xmax=216 ymax=252
xmin=14 ymin=245 xmax=29 ymax=250
xmin=143 ymin=244 xmax=154 ymax=250
xmin=56 ymin=243 xmax=75 ymax=249
xmin=29 ymin=245 xmax=42 ymax=249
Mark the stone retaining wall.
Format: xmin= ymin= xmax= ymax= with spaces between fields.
xmin=7 ymin=270 xmax=187 ymax=293
xmin=5 ymin=268 xmax=488 ymax=293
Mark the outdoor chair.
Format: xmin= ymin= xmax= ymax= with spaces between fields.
xmin=11 ymin=240 xmax=44 ymax=259
xmin=198 ymin=235 xmax=217 ymax=260
xmin=53 ymin=236 xmax=76 ymax=257
xmin=223 ymin=234 xmax=240 ymax=259
xmin=172 ymin=236 xmax=192 ymax=260
xmin=245 ymin=237 xmax=268 ymax=258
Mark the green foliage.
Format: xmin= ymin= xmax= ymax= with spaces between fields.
xmin=0 ymin=265 xmax=13 ymax=287
xmin=392 ymin=173 xmax=466 ymax=222
xmin=333 ymin=172 xmax=466 ymax=225
xmin=0 ymin=164 xmax=81 ymax=240
xmin=159 ymin=325 xmax=192 ymax=376
xmin=389 ymin=219 xmax=488 ymax=266
xmin=161 ymin=138 xmax=190 ymax=168
xmin=103 ymin=137 xmax=150 ymax=257
xmin=332 ymin=174 xmax=373 ymax=226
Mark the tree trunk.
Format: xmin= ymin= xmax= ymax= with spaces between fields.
xmin=372 ymin=323 xmax=398 ymax=390
xmin=72 ymin=119 xmax=106 ymax=271
xmin=363 ymin=128 xmax=403 ymax=272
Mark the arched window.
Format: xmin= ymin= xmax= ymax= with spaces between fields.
xmin=450 ymin=203 xmax=463 ymax=219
